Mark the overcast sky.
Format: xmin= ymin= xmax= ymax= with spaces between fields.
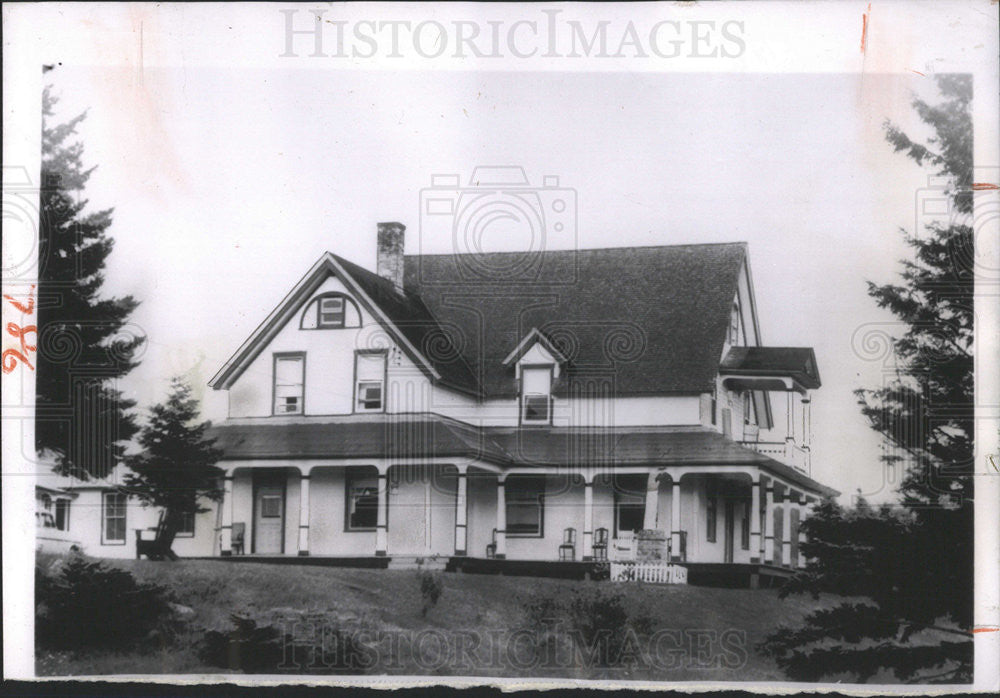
xmin=44 ymin=66 xmax=947 ymax=502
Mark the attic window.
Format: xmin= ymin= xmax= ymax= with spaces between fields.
xmin=521 ymin=366 xmax=552 ymax=424
xmin=729 ymin=303 xmax=740 ymax=345
xmin=318 ymin=297 xmax=345 ymax=328
xmin=300 ymin=292 xmax=360 ymax=330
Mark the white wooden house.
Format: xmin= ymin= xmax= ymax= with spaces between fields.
xmin=199 ymin=223 xmax=836 ymax=586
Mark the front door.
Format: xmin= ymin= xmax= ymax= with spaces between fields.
xmin=387 ymin=467 xmax=429 ymax=555
xmin=254 ymin=482 xmax=285 ymax=554
xmin=724 ymin=500 xmax=735 ymax=563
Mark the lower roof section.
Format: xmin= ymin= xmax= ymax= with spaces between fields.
xmin=208 ymin=415 xmax=837 ymax=497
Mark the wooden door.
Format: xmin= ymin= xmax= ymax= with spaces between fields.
xmin=254 ymin=483 xmax=284 ymax=554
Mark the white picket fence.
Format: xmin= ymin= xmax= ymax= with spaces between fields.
xmin=609 ymin=561 xmax=688 ymax=585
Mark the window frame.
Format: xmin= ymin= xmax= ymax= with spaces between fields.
xmin=740 ymin=499 xmax=751 ymax=550
xmin=318 ymin=295 xmax=346 ymax=328
xmin=55 ymin=499 xmax=71 ymax=532
xmin=705 ymin=483 xmax=718 ymax=543
xmin=299 ymin=292 xmax=361 ymax=330
xmin=743 ymin=391 xmax=753 ymax=426
xmin=505 ymin=475 xmax=545 ymax=538
xmin=102 ymin=491 xmax=127 ymax=545
xmin=353 ymin=350 xmax=387 ymax=413
xmin=344 ymin=468 xmax=381 ymax=532
xmin=272 ymin=352 xmax=306 ymax=416
xmin=612 ymin=475 xmax=647 ymax=536
xmin=519 ymin=364 xmax=554 ymax=426
xmin=176 ymin=510 xmax=195 ymax=537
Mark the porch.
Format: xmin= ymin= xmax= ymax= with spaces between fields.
xmin=211 ymin=459 xmax=827 ymax=577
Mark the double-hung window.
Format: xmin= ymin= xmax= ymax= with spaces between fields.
xmin=273 ymin=354 xmax=305 ymax=415
xmin=177 ymin=511 xmax=195 ymax=537
xmin=355 ymin=352 xmax=386 ymax=412
xmin=506 ymin=476 xmax=544 ymax=537
xmin=55 ymin=499 xmax=70 ymax=531
xmin=318 ymin=296 xmax=345 ymax=328
xmin=103 ymin=492 xmax=127 ymax=544
xmin=706 ymin=484 xmax=718 ymax=543
xmin=346 ymin=469 xmax=379 ymax=530
xmin=520 ymin=366 xmax=552 ymax=424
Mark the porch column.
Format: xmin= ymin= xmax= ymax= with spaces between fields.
xmin=781 ymin=490 xmax=793 ymax=567
xmin=670 ymin=479 xmax=682 ymax=562
xmin=454 ymin=465 xmax=468 ymax=556
xmin=763 ymin=481 xmax=776 ymax=565
xmin=797 ymin=497 xmax=811 ymax=569
xmin=297 ymin=472 xmax=310 ymax=556
xmin=643 ymin=470 xmax=660 ymax=530
xmin=375 ymin=466 xmax=389 ymax=556
xmin=582 ymin=474 xmax=594 ymax=561
xmin=749 ymin=475 xmax=762 ymax=563
xmin=220 ymin=472 xmax=234 ymax=556
xmin=495 ymin=475 xmax=507 ymax=559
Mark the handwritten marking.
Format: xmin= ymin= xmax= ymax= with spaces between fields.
xmin=860 ymin=3 xmax=872 ymax=54
xmin=971 ymin=183 xmax=999 ymax=190
xmin=989 ymin=455 xmax=999 ymax=473
xmin=972 ymin=627 xmax=1000 ymax=634
xmin=2 ymin=285 xmax=37 ymax=374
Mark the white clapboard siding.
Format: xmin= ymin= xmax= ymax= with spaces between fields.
xmin=610 ymin=561 xmax=688 ymax=585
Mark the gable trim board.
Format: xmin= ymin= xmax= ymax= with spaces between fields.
xmin=209 ymin=253 xmax=455 ymax=394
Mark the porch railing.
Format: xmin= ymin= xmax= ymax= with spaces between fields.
xmin=610 ymin=561 xmax=688 ymax=585
xmin=738 ymin=439 xmax=811 ymax=473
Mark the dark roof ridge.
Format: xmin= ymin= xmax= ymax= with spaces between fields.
xmin=404 ymin=240 xmax=749 ymax=258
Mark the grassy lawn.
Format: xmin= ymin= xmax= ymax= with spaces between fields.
xmin=37 ymin=558 xmax=843 ymax=680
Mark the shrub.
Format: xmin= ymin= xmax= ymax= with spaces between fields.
xmin=523 ymin=587 xmax=654 ymax=669
xmin=36 ymin=554 xmax=175 ymax=651
xmin=417 ymin=568 xmax=444 ymax=617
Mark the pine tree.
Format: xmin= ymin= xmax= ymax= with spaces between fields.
xmin=36 ymin=85 xmax=144 ymax=478
xmin=761 ymin=75 xmax=974 ymax=683
xmin=124 ymin=377 xmax=224 ymax=558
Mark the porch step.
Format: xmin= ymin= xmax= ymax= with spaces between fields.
xmin=387 ymin=555 xmax=448 ymax=571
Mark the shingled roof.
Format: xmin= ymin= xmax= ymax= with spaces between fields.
xmin=208 ymin=419 xmax=836 ymax=496
xmin=403 ymin=243 xmax=749 ymax=397
xmin=721 ymin=347 xmax=821 ymax=390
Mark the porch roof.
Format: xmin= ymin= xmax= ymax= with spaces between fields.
xmin=207 ymin=414 xmax=511 ymax=464
xmin=210 ymin=418 xmax=836 ymax=496
xmin=485 ymin=426 xmax=837 ymax=496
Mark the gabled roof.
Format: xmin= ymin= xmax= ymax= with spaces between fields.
xmin=406 ymin=243 xmax=749 ymax=397
xmin=720 ymin=347 xmax=822 ymax=390
xmin=501 ymin=327 xmax=569 ymax=366
xmin=209 ymin=253 xmax=479 ymax=394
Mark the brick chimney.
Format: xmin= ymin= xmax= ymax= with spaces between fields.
xmin=376 ymin=222 xmax=405 ymax=291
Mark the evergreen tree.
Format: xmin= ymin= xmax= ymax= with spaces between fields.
xmin=761 ymin=75 xmax=974 ymax=683
xmin=37 ymin=85 xmax=144 ymax=477
xmin=124 ymin=377 xmax=224 ymax=558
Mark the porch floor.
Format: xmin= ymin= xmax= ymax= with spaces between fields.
xmin=188 ymin=555 xmax=799 ymax=587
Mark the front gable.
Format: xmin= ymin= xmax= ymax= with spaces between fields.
xmin=210 ymin=253 xmax=443 ymax=394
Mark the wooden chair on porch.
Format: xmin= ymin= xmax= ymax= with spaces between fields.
xmin=592 ymin=527 xmax=609 ymax=561
xmin=558 ymin=527 xmax=576 ymax=561
xmin=485 ymin=528 xmax=498 ymax=558
xmin=135 ymin=511 xmax=179 ymax=561
xmin=231 ymin=522 xmax=246 ymax=555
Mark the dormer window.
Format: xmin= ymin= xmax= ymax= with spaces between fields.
xmin=520 ymin=365 xmax=552 ymax=424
